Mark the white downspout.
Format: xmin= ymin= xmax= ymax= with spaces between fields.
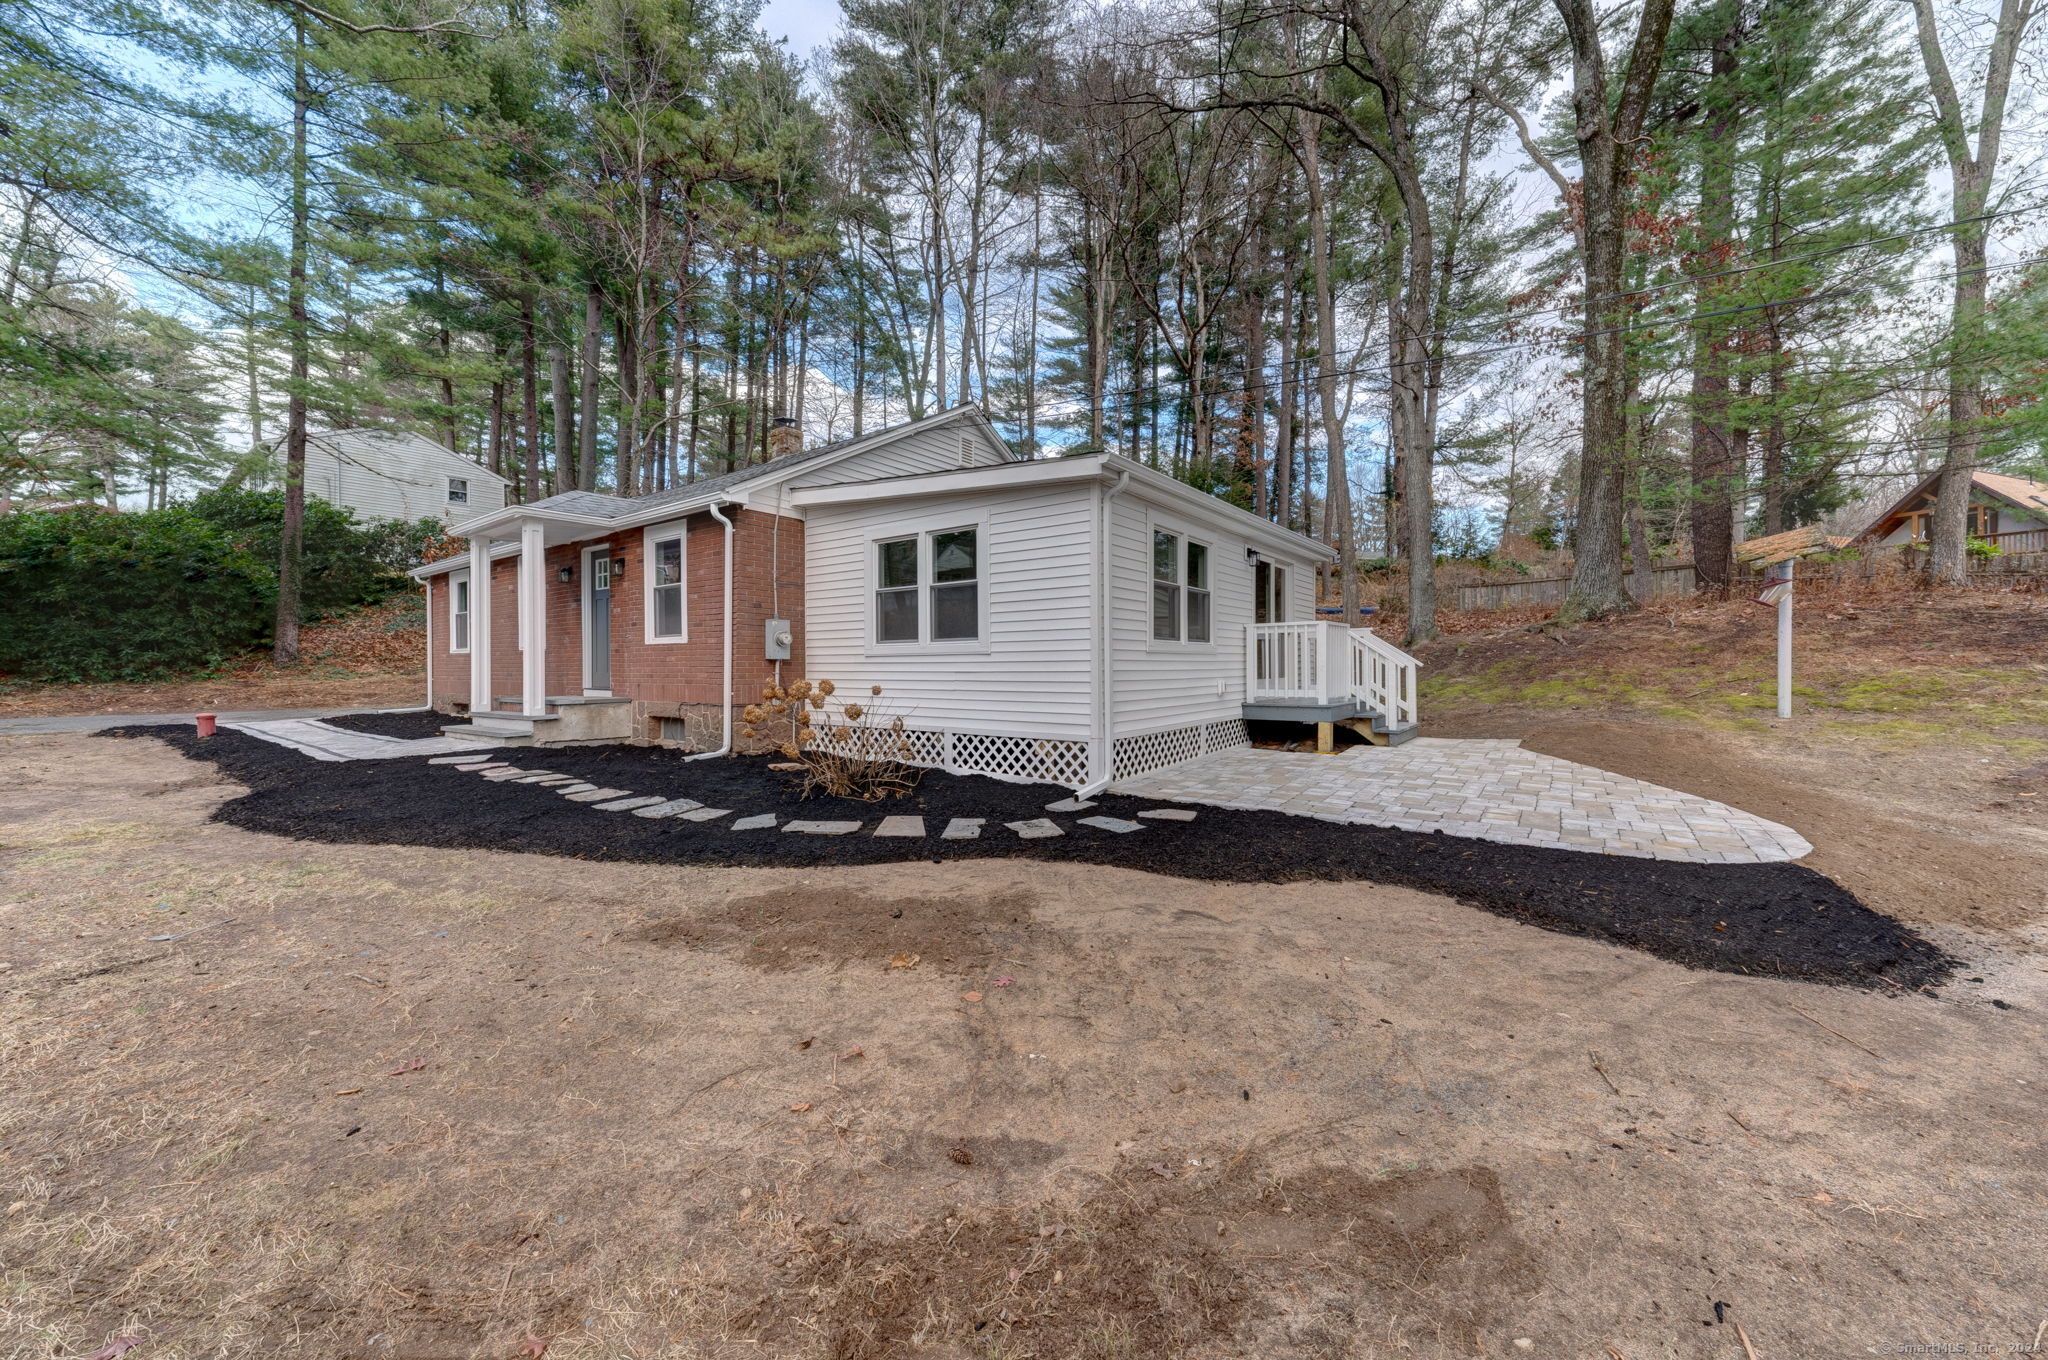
xmin=1078 ymin=466 xmax=1130 ymax=798
xmin=684 ymin=501 xmax=737 ymax=762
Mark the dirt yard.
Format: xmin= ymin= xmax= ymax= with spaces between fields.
xmin=3 ymin=728 xmax=2044 ymax=1360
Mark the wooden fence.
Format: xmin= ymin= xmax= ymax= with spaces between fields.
xmin=1454 ymin=545 xmax=2048 ymax=612
xmin=1455 ymin=562 xmax=1701 ymax=611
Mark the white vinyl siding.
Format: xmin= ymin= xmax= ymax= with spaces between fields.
xmin=293 ymin=430 xmax=507 ymax=524
xmin=1109 ymin=491 xmax=1317 ymax=737
xmin=785 ymin=421 xmax=1012 ymax=490
xmin=805 ymin=483 xmax=1097 ymax=740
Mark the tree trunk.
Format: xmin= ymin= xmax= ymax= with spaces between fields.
xmin=272 ymin=13 xmax=310 ymax=667
xmin=579 ymin=284 xmax=602 ymax=490
xmin=1555 ymin=0 xmax=1678 ymax=623
xmin=1688 ymin=9 xmax=1741 ymax=592
xmin=520 ymin=300 xmax=541 ymax=504
xmin=1298 ymin=109 xmax=1356 ymax=624
xmin=550 ymin=343 xmax=574 ymax=493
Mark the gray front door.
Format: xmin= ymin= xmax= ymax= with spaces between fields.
xmin=589 ymin=554 xmax=613 ymax=691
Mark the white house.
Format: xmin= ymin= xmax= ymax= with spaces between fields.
xmin=409 ymin=405 xmax=1418 ymax=793
xmin=266 ymin=429 xmax=509 ymax=524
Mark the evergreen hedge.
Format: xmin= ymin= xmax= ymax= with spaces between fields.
xmin=0 ymin=494 xmax=444 ymax=683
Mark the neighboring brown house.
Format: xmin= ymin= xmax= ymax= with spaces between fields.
xmin=1855 ymin=469 xmax=2048 ymax=549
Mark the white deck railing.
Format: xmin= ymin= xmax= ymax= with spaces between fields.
xmin=1246 ymin=620 xmax=1419 ymax=728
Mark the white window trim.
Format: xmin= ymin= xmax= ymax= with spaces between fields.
xmin=448 ymin=476 xmax=470 ymax=504
xmin=1145 ymin=511 xmax=1217 ymax=653
xmin=448 ymin=569 xmax=471 ymax=655
xmin=865 ymin=512 xmax=992 ymax=657
xmin=642 ymin=519 xmax=689 ymax=644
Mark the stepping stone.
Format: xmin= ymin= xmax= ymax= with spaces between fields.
xmin=565 ymin=787 xmax=633 ymax=802
xmin=481 ymin=769 xmax=534 ymax=781
xmin=785 ymin=820 xmax=863 ymax=835
xmin=941 ymin=818 xmax=984 ymax=840
xmin=1078 ymin=816 xmax=1145 ymax=834
xmin=1006 ymin=818 xmax=1064 ymax=840
xmin=678 ymin=807 xmax=733 ymax=822
xmin=531 ymin=776 xmax=581 ymax=785
xmin=430 ymin=755 xmax=490 ymax=765
xmin=1044 ymin=797 xmax=1097 ymax=812
xmin=1137 ymin=808 xmax=1198 ymax=822
xmin=730 ymin=813 xmax=779 ymax=830
xmin=554 ymin=783 xmax=598 ymax=795
xmin=457 ymin=761 xmax=510 ymax=771
xmin=594 ymin=795 xmax=670 ymax=812
xmin=873 ymin=816 xmax=927 ymax=837
xmin=512 ymin=771 xmax=562 ymax=782
xmin=631 ymin=798 xmax=704 ymax=818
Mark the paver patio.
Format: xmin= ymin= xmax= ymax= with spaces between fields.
xmin=1111 ymin=737 xmax=1811 ymax=864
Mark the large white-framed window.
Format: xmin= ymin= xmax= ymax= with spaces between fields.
xmin=448 ymin=570 xmax=471 ymax=654
xmin=871 ymin=523 xmax=984 ymax=649
xmin=1151 ymin=525 xmax=1213 ymax=645
xmin=643 ymin=521 xmax=687 ymax=643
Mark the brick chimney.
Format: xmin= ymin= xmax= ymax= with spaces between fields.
xmin=768 ymin=416 xmax=802 ymax=460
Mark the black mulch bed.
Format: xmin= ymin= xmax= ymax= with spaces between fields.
xmin=107 ymin=726 xmax=1955 ymax=992
xmin=319 ymin=708 xmax=450 ymax=739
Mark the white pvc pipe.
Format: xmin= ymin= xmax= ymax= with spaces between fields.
xmin=1777 ymin=558 xmax=1794 ymax=720
xmin=685 ymin=502 xmax=736 ymax=762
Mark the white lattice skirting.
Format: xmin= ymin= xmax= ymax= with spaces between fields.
xmin=812 ymin=718 xmax=1245 ymax=789
xmin=819 ymin=725 xmax=1095 ymax=788
xmin=1112 ymin=719 xmax=1250 ymax=782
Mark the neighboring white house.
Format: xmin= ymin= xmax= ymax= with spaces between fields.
xmin=263 ymin=429 xmax=508 ymax=524
xmin=410 ymin=405 xmax=1418 ymax=792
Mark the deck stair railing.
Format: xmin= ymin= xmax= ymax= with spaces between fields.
xmin=1247 ymin=620 xmax=1420 ymax=730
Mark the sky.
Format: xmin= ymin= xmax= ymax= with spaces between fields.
xmin=756 ymin=0 xmax=843 ymax=59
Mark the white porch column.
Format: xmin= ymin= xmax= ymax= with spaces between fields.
xmin=519 ymin=520 xmax=547 ymax=716
xmin=469 ymin=534 xmax=493 ymax=714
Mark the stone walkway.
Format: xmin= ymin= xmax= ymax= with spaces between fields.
xmin=1110 ymin=738 xmax=1811 ymax=864
xmin=225 ymin=718 xmax=498 ymax=762
xmin=432 ymin=757 xmax=1187 ymax=842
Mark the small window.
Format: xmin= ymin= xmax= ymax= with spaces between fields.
xmin=930 ymin=528 xmax=978 ymax=640
xmin=876 ymin=537 xmax=919 ymax=642
xmin=1152 ymin=530 xmax=1180 ymax=641
xmin=448 ymin=477 xmax=469 ymax=504
xmin=1185 ymin=541 xmax=1210 ymax=642
xmin=449 ymin=572 xmax=471 ymax=653
xmin=648 ymin=531 xmax=685 ymax=641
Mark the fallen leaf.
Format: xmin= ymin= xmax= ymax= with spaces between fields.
xmin=888 ymin=952 xmax=920 ymax=969
xmin=1148 ymin=1162 xmax=1174 ymax=1179
xmin=795 ymin=1037 xmax=813 ymax=1050
xmin=790 ymin=1102 xmax=813 ymax=1113
xmin=334 ymin=1088 xmax=363 ymax=1096
xmin=520 ymin=1338 xmax=548 ymax=1357
xmin=387 ymin=1059 xmax=427 ymax=1076
xmin=88 ymin=1341 xmax=143 ymax=1360
xmin=993 ymin=976 xmax=1015 ymax=988
xmin=960 ymin=991 xmax=983 ymax=1003
xmin=837 ymin=1046 xmax=864 ymax=1061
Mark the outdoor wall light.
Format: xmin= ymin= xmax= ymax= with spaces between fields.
xmin=556 ymin=566 xmax=574 ymax=584
xmin=612 ymin=557 xmax=627 ymax=579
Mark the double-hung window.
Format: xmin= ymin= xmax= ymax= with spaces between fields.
xmin=448 ymin=477 xmax=469 ymax=505
xmin=1152 ymin=530 xmax=1211 ymax=643
xmin=646 ymin=527 xmax=686 ymax=642
xmin=875 ymin=527 xmax=980 ymax=645
xmin=449 ymin=572 xmax=471 ymax=653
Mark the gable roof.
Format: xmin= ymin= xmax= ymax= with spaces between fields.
xmin=296 ymin=428 xmax=510 ymax=483
xmin=1857 ymin=468 xmax=2048 ymax=540
xmin=451 ymin=405 xmax=1014 ymax=540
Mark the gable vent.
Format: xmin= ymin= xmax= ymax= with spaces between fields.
xmin=958 ymin=434 xmax=975 ymax=468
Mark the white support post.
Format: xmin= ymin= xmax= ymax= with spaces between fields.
xmin=1776 ymin=558 xmax=1794 ymax=720
xmin=468 ymin=534 xmax=493 ymax=714
xmin=519 ymin=520 xmax=547 ymax=717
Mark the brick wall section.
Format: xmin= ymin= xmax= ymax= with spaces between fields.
xmin=426 ymin=508 xmax=805 ymax=747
